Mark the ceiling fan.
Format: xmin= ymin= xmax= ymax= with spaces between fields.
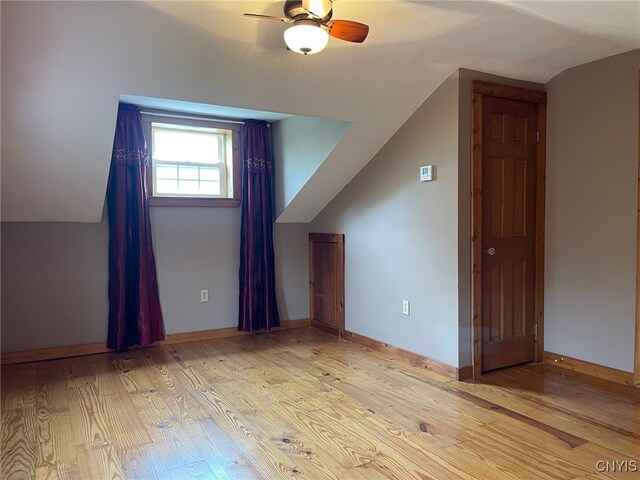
xmin=244 ymin=0 xmax=370 ymax=55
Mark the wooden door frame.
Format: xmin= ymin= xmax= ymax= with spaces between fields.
xmin=471 ymin=81 xmax=547 ymax=379
xmin=634 ymin=70 xmax=640 ymax=387
xmin=309 ymin=233 xmax=345 ymax=338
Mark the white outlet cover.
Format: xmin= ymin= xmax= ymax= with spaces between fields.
xmin=402 ymin=300 xmax=410 ymax=315
xmin=200 ymin=289 xmax=209 ymax=302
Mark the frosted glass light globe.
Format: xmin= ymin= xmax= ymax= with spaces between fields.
xmin=284 ymin=22 xmax=329 ymax=55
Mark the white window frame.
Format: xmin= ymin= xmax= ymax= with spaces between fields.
xmin=141 ymin=111 xmax=241 ymax=208
xmin=151 ymin=123 xmax=230 ymax=198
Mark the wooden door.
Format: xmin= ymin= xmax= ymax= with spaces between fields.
xmin=480 ymin=96 xmax=537 ymax=372
xmin=309 ymin=233 xmax=345 ymax=337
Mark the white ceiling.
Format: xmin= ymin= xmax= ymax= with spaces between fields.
xmin=1 ymin=1 xmax=638 ymax=222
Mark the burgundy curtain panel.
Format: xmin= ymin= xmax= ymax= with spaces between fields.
xmin=106 ymin=103 xmax=164 ymax=350
xmin=238 ymin=120 xmax=281 ymax=332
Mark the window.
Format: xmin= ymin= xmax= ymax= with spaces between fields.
xmin=142 ymin=112 xmax=241 ymax=207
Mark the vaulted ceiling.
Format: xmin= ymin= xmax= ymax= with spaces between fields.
xmin=2 ymin=1 xmax=638 ymax=222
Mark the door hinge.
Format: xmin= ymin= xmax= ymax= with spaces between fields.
xmin=536 ymin=131 xmax=540 ymax=143
xmin=534 ymin=323 xmax=538 ymax=339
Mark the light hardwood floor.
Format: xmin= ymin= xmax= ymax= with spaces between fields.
xmin=1 ymin=328 xmax=639 ymax=479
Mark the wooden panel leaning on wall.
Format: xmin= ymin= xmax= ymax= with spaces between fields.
xmin=1 ymin=328 xmax=638 ymax=479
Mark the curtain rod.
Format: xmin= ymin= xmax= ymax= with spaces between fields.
xmin=140 ymin=110 xmax=246 ymax=125
xmin=140 ymin=110 xmax=272 ymax=128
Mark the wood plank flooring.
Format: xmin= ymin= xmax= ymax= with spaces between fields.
xmin=1 ymin=328 xmax=638 ymax=479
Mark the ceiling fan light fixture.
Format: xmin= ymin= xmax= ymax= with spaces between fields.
xmin=284 ymin=20 xmax=328 ymax=55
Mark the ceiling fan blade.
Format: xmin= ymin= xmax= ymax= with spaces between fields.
xmin=327 ymin=20 xmax=369 ymax=43
xmin=302 ymin=0 xmax=333 ymax=18
xmin=243 ymin=13 xmax=291 ymax=22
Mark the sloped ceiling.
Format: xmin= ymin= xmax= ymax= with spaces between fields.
xmin=1 ymin=1 xmax=638 ymax=222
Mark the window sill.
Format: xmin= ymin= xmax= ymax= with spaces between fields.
xmin=149 ymin=197 xmax=241 ymax=208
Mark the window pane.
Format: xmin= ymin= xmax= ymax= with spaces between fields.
xmin=200 ymin=181 xmax=220 ymax=196
xmin=153 ymin=128 xmax=221 ymax=164
xmin=179 ymin=180 xmax=200 ymax=195
xmin=149 ymin=120 xmax=233 ymax=199
xmin=178 ymin=165 xmax=199 ymax=180
xmin=199 ymin=167 xmax=220 ymax=182
xmin=156 ymin=179 xmax=178 ymax=194
xmin=156 ymin=165 xmax=177 ymax=180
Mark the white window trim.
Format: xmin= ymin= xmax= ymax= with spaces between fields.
xmin=141 ymin=111 xmax=242 ymax=208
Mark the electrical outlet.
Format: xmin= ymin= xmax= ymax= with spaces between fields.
xmin=402 ymin=300 xmax=410 ymax=316
xmin=200 ymin=289 xmax=209 ymax=302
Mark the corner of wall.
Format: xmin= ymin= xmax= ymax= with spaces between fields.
xmin=456 ymin=68 xmax=473 ymax=368
xmin=271 ymin=120 xmax=286 ymax=217
xmin=543 ymin=49 xmax=639 ymax=372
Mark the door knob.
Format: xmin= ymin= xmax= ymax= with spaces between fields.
xmin=483 ymin=247 xmax=496 ymax=255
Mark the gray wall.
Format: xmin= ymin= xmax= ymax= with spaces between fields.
xmin=151 ymin=208 xmax=242 ymax=333
xmin=1 ymin=212 xmax=309 ymax=352
xmin=310 ymin=68 xmax=545 ymax=369
xmin=545 ymin=50 xmax=640 ymax=372
xmin=2 ymin=221 xmax=109 ymax=351
xmin=273 ymin=223 xmax=310 ymax=321
xmin=311 ymin=72 xmax=463 ymax=367
xmin=272 ymin=116 xmax=350 ymax=218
